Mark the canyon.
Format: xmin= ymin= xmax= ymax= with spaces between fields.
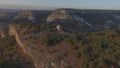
xmin=1 ymin=9 xmax=120 ymax=68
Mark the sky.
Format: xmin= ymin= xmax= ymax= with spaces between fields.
xmin=0 ymin=0 xmax=120 ymax=10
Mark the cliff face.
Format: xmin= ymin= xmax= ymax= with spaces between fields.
xmin=46 ymin=9 xmax=94 ymax=32
xmin=8 ymin=24 xmax=69 ymax=68
xmin=47 ymin=9 xmax=72 ymax=23
xmin=14 ymin=10 xmax=35 ymax=21
xmin=46 ymin=9 xmax=120 ymax=32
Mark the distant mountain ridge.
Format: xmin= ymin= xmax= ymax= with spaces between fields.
xmin=1 ymin=8 xmax=120 ymax=32
xmin=0 ymin=8 xmax=20 ymax=12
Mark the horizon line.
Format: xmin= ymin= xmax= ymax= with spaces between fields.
xmin=1 ymin=5 xmax=120 ymax=11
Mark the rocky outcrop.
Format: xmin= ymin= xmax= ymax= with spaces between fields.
xmin=47 ymin=9 xmax=72 ymax=23
xmin=14 ymin=10 xmax=35 ymax=21
xmin=9 ymin=24 xmax=69 ymax=68
xmin=46 ymin=9 xmax=120 ymax=32
xmin=46 ymin=9 xmax=93 ymax=32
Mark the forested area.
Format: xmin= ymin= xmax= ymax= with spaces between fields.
xmin=0 ymin=35 xmax=34 ymax=68
xmin=65 ymin=30 xmax=120 ymax=68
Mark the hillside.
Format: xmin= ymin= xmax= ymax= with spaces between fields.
xmin=0 ymin=23 xmax=120 ymax=68
xmin=0 ymin=35 xmax=35 ymax=68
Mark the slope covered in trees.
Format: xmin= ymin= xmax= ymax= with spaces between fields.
xmin=63 ymin=30 xmax=120 ymax=68
xmin=0 ymin=35 xmax=34 ymax=68
xmin=16 ymin=23 xmax=120 ymax=68
xmin=1 ymin=23 xmax=120 ymax=68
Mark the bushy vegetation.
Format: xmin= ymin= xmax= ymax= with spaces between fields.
xmin=42 ymin=30 xmax=120 ymax=68
xmin=19 ymin=23 xmax=54 ymax=34
xmin=0 ymin=35 xmax=32 ymax=68
xmin=43 ymin=32 xmax=67 ymax=46
xmin=65 ymin=30 xmax=120 ymax=68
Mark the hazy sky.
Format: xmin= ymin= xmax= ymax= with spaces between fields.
xmin=0 ymin=0 xmax=120 ymax=10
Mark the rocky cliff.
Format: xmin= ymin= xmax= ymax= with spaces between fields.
xmin=14 ymin=10 xmax=35 ymax=22
xmin=46 ymin=9 xmax=120 ymax=32
xmin=47 ymin=9 xmax=72 ymax=23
